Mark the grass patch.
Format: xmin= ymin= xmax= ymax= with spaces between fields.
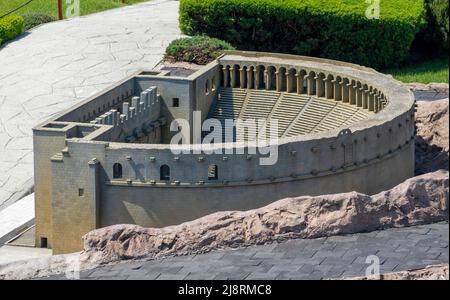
xmin=384 ymin=57 xmax=449 ymax=84
xmin=0 ymin=0 xmax=149 ymax=19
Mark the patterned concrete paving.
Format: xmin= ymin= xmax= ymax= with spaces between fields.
xmin=0 ymin=0 xmax=181 ymax=209
xmin=0 ymin=193 xmax=34 ymax=245
xmin=41 ymin=222 xmax=449 ymax=280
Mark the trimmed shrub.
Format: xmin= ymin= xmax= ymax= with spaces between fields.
xmin=179 ymin=0 xmax=426 ymax=69
xmin=21 ymin=13 xmax=56 ymax=31
xmin=165 ymin=35 xmax=235 ymax=65
xmin=413 ymin=0 xmax=448 ymax=56
xmin=0 ymin=15 xmax=24 ymax=45
xmin=428 ymin=0 xmax=448 ymax=51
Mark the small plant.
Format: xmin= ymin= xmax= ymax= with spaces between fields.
xmin=21 ymin=13 xmax=56 ymax=31
xmin=0 ymin=15 xmax=24 ymax=45
xmin=165 ymin=35 xmax=235 ymax=65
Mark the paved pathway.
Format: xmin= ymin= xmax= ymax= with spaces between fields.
xmin=0 ymin=245 xmax=52 ymax=266
xmin=0 ymin=0 xmax=181 ymax=209
xmin=0 ymin=193 xmax=34 ymax=245
xmin=42 ymin=222 xmax=449 ymax=280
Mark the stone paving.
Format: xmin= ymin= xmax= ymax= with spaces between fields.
xmin=0 ymin=193 xmax=34 ymax=245
xmin=0 ymin=245 xmax=52 ymax=266
xmin=0 ymin=0 xmax=181 ymax=209
xmin=41 ymin=222 xmax=449 ymax=280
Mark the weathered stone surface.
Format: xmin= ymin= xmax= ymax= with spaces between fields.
xmin=346 ymin=264 xmax=449 ymax=280
xmin=416 ymin=99 xmax=449 ymax=152
xmin=154 ymin=60 xmax=203 ymax=78
xmin=415 ymin=99 xmax=449 ymax=174
xmin=407 ymin=83 xmax=449 ymax=93
xmin=80 ymin=170 xmax=449 ymax=266
xmin=0 ymin=252 xmax=82 ymax=280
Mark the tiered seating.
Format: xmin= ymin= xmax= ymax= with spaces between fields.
xmin=241 ymin=90 xmax=280 ymax=119
xmin=284 ymin=98 xmax=336 ymax=137
xmin=237 ymin=90 xmax=280 ymax=142
xmin=313 ymin=103 xmax=360 ymax=133
xmin=342 ymin=109 xmax=372 ymax=126
xmin=269 ymin=94 xmax=310 ymax=136
xmin=210 ymin=88 xmax=247 ymax=120
xmin=207 ymin=88 xmax=374 ymax=141
xmin=207 ymin=88 xmax=246 ymax=141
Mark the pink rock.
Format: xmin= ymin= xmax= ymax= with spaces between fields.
xmin=80 ymin=171 xmax=449 ymax=266
xmin=415 ymin=99 xmax=449 ymax=174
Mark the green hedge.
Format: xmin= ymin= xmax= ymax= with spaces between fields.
xmin=0 ymin=15 xmax=24 ymax=45
xmin=179 ymin=0 xmax=426 ymax=69
xmin=428 ymin=0 xmax=448 ymax=51
xmin=165 ymin=35 xmax=235 ymax=65
xmin=21 ymin=13 xmax=56 ymax=31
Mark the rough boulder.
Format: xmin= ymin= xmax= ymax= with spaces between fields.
xmin=81 ymin=170 xmax=449 ymax=265
xmin=415 ymin=99 xmax=449 ymax=174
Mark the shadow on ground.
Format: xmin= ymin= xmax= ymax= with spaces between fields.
xmin=415 ymin=136 xmax=449 ymax=175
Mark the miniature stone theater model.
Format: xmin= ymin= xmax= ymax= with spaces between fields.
xmin=33 ymin=51 xmax=415 ymax=254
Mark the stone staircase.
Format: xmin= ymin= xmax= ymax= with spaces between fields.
xmin=313 ymin=103 xmax=360 ymax=133
xmin=342 ymin=109 xmax=372 ymax=126
xmin=240 ymin=90 xmax=280 ymax=119
xmin=285 ymin=98 xmax=336 ymax=137
xmin=211 ymin=88 xmax=247 ymax=120
xmin=236 ymin=90 xmax=281 ymax=142
xmin=270 ymin=93 xmax=310 ymax=136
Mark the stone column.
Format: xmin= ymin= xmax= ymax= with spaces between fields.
xmin=230 ymin=66 xmax=236 ymax=88
xmin=307 ymin=75 xmax=315 ymax=95
xmin=110 ymin=110 xmax=118 ymax=126
xmin=265 ymin=70 xmax=271 ymax=90
xmin=349 ymin=83 xmax=356 ymax=105
xmin=131 ymin=96 xmax=140 ymax=114
xmin=369 ymin=91 xmax=375 ymax=112
xmin=104 ymin=111 xmax=112 ymax=125
xmin=140 ymin=91 xmax=148 ymax=109
xmin=342 ymin=81 xmax=349 ymax=103
xmin=254 ymin=69 xmax=260 ymax=89
xmin=332 ymin=79 xmax=341 ymax=100
xmin=247 ymin=68 xmax=254 ymax=89
xmin=316 ymin=76 xmax=325 ymax=97
xmin=275 ymin=71 xmax=282 ymax=92
xmin=356 ymin=87 xmax=363 ymax=107
xmin=286 ymin=72 xmax=293 ymax=93
xmin=374 ymin=94 xmax=381 ymax=112
xmin=362 ymin=88 xmax=369 ymax=109
xmin=240 ymin=68 xmax=246 ymax=89
xmin=325 ymin=77 xmax=333 ymax=99
xmin=222 ymin=66 xmax=230 ymax=88
xmin=296 ymin=73 xmax=304 ymax=94
xmin=123 ymin=102 xmax=130 ymax=119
